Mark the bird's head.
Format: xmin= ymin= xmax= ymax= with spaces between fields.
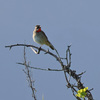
xmin=35 ymin=25 xmax=41 ymax=32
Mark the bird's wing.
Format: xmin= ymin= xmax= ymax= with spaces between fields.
xmin=41 ymin=30 xmax=49 ymax=40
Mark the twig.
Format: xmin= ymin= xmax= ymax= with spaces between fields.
xmin=78 ymin=71 xmax=86 ymax=76
xmin=88 ymin=88 xmax=93 ymax=92
xmin=23 ymin=47 xmax=37 ymax=100
xmin=17 ymin=62 xmax=64 ymax=71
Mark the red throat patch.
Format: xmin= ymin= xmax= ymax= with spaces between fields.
xmin=36 ymin=28 xmax=41 ymax=32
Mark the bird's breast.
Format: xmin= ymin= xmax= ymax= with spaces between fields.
xmin=33 ymin=32 xmax=47 ymax=45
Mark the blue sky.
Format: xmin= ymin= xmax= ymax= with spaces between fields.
xmin=0 ymin=0 xmax=100 ymax=100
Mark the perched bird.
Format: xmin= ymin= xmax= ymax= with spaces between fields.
xmin=33 ymin=25 xmax=54 ymax=50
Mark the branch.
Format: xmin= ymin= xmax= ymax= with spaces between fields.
xmin=5 ymin=44 xmax=60 ymax=61
xmin=17 ymin=62 xmax=64 ymax=71
xmin=5 ymin=44 xmax=80 ymax=81
xmin=23 ymin=47 xmax=37 ymax=100
xmin=5 ymin=43 xmax=94 ymax=100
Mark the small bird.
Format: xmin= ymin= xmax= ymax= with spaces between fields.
xmin=33 ymin=25 xmax=54 ymax=50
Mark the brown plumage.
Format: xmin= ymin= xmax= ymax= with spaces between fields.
xmin=33 ymin=25 xmax=54 ymax=50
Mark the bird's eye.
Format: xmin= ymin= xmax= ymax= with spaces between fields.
xmin=37 ymin=26 xmax=39 ymax=29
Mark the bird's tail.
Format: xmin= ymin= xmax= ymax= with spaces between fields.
xmin=45 ymin=41 xmax=55 ymax=50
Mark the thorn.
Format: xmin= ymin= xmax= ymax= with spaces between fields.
xmin=44 ymin=49 xmax=49 ymax=54
xmin=9 ymin=46 xmax=12 ymax=50
xmin=69 ymin=43 xmax=72 ymax=47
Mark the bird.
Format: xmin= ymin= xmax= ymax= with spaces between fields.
xmin=33 ymin=25 xmax=54 ymax=50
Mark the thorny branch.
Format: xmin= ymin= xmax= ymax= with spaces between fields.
xmin=23 ymin=47 xmax=37 ymax=100
xmin=5 ymin=44 xmax=94 ymax=100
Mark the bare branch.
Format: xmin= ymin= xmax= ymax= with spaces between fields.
xmin=5 ymin=44 xmax=59 ymax=61
xmin=23 ymin=47 xmax=37 ymax=100
xmin=17 ymin=62 xmax=64 ymax=71
xmin=5 ymin=43 xmax=94 ymax=100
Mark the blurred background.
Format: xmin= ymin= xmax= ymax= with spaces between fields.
xmin=0 ymin=0 xmax=100 ymax=99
